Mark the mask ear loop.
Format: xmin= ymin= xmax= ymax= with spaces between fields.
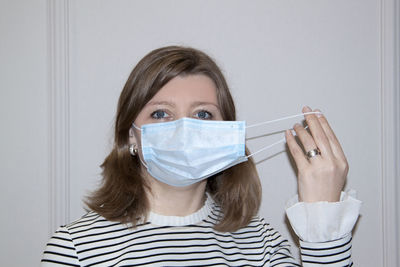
xmin=131 ymin=123 xmax=149 ymax=168
xmin=246 ymin=111 xmax=321 ymax=129
xmin=245 ymin=111 xmax=322 ymax=159
xmin=132 ymin=123 xmax=141 ymax=131
xmin=245 ymin=126 xmax=309 ymax=158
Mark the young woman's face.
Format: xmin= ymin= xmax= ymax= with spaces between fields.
xmin=129 ymin=74 xmax=224 ymax=183
xmin=129 ymin=74 xmax=223 ymax=147
xmin=134 ymin=74 xmax=223 ymax=127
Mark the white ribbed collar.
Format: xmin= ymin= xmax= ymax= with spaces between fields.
xmin=148 ymin=194 xmax=213 ymax=226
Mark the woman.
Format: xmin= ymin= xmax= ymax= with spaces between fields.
xmin=42 ymin=46 xmax=361 ymax=266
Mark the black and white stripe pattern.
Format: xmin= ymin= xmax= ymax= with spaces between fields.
xmin=299 ymin=235 xmax=353 ymax=266
xmin=42 ymin=201 xmax=353 ymax=266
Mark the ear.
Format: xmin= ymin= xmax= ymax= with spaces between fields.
xmin=129 ymin=127 xmax=137 ymax=145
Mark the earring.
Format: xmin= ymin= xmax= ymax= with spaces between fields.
xmin=129 ymin=144 xmax=138 ymax=156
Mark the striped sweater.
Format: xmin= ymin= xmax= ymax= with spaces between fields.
xmin=41 ymin=197 xmax=353 ymax=266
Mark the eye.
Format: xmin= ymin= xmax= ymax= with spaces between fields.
xmin=194 ymin=110 xmax=213 ymax=120
xmin=151 ymin=110 xmax=169 ymax=120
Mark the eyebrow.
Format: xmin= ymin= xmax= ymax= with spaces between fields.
xmin=146 ymin=101 xmax=176 ymax=107
xmin=189 ymin=101 xmax=220 ymax=109
xmin=146 ymin=100 xmax=219 ymax=109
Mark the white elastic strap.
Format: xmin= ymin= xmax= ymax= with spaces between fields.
xmin=246 ymin=111 xmax=322 ymax=129
xmin=138 ymin=156 xmax=148 ymax=168
xmin=132 ymin=123 xmax=141 ymax=131
xmin=246 ymin=138 xmax=286 ymax=158
xmin=246 ymin=125 xmax=309 ymax=158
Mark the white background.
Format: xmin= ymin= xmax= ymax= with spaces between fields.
xmin=1 ymin=0 xmax=399 ymax=266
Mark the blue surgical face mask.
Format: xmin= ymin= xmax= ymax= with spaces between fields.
xmin=132 ymin=112 xmax=321 ymax=187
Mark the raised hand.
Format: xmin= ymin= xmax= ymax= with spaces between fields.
xmin=285 ymin=106 xmax=348 ymax=202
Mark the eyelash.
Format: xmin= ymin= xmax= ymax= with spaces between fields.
xmin=194 ymin=110 xmax=213 ymax=120
xmin=150 ymin=109 xmax=213 ymax=120
xmin=151 ymin=109 xmax=169 ymax=120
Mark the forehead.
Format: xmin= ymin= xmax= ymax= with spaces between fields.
xmin=149 ymin=75 xmax=218 ymax=103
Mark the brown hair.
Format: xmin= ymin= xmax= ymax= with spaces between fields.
xmin=86 ymin=46 xmax=262 ymax=232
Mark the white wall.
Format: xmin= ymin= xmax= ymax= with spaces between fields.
xmin=0 ymin=0 xmax=50 ymax=265
xmin=0 ymin=0 xmax=398 ymax=266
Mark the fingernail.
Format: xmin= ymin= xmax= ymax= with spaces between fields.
xmin=303 ymin=106 xmax=312 ymax=112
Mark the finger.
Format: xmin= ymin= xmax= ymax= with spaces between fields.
xmin=314 ymin=109 xmax=346 ymax=159
xmin=302 ymin=106 xmax=333 ymax=158
xmin=285 ymin=129 xmax=308 ymax=169
xmin=292 ymin=123 xmax=320 ymax=160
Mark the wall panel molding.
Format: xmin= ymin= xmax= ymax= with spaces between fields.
xmin=47 ymin=0 xmax=71 ymax=233
xmin=380 ymin=0 xmax=400 ymax=266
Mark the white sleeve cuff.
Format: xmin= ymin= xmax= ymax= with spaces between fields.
xmin=285 ymin=189 xmax=362 ymax=243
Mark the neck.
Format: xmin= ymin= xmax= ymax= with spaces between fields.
xmin=146 ymin=176 xmax=207 ymax=216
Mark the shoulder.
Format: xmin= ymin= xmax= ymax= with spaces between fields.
xmin=64 ymin=210 xmax=110 ymax=231
xmin=60 ymin=211 xmax=131 ymax=242
xmin=236 ymin=215 xmax=283 ymax=237
xmin=208 ymin=202 xmax=277 ymax=233
xmin=44 ymin=211 xmax=106 ymax=248
xmin=208 ymin=206 xmax=286 ymax=242
xmin=236 ymin=216 xmax=291 ymax=250
xmin=207 ymin=198 xmax=281 ymax=234
xmin=41 ymin=211 xmax=121 ymax=266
